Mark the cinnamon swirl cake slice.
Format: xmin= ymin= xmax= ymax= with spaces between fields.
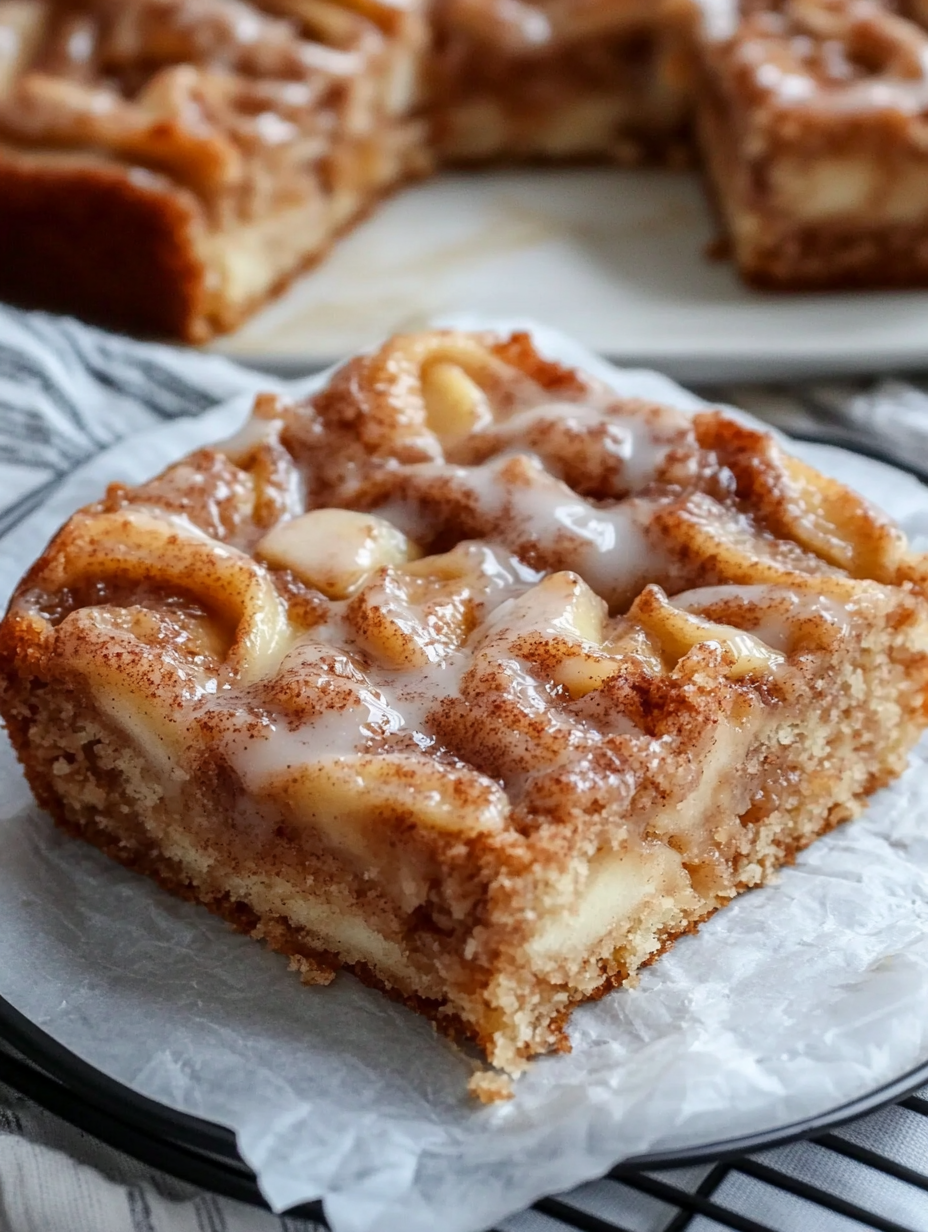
xmin=3 ymin=330 xmax=928 ymax=1096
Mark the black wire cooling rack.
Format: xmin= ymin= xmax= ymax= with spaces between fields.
xmin=510 ymin=1105 xmax=928 ymax=1232
xmin=3 ymin=986 xmax=928 ymax=1232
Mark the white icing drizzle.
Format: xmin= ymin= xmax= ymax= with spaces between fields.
xmin=754 ymin=61 xmax=816 ymax=101
xmin=470 ymin=399 xmax=688 ymax=494
xmin=202 ymin=352 xmax=868 ymax=798
xmin=229 ymin=649 xmax=471 ymax=791
xmin=697 ymin=0 xmax=741 ymax=41
xmin=494 ymin=0 xmax=553 ymax=48
xmin=722 ymin=3 xmax=928 ymax=115
xmin=386 ymin=453 xmax=665 ymax=609
xmin=227 ymin=544 xmax=543 ymax=789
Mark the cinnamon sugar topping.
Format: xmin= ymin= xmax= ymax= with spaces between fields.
xmin=12 ymin=329 xmax=905 ymax=822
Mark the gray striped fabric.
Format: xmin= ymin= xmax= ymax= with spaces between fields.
xmin=0 ymin=1074 xmax=323 ymax=1232
xmin=1 ymin=302 xmax=928 ymax=1232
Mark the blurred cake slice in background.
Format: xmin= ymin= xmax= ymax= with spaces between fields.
xmin=0 ymin=0 xmax=430 ymax=340
xmin=427 ymin=0 xmax=696 ymax=163
xmin=694 ymin=0 xmax=928 ymax=289
xmin=4 ymin=0 xmax=928 ymax=340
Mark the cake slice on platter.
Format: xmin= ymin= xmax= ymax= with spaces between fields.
xmin=694 ymin=0 xmax=928 ymax=289
xmin=4 ymin=0 xmax=928 ymax=337
xmin=3 ymin=329 xmax=928 ymax=1098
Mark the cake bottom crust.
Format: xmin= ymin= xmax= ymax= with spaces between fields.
xmin=736 ymin=227 xmax=928 ymax=293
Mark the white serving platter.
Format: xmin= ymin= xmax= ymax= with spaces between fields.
xmin=215 ymin=167 xmax=928 ymax=383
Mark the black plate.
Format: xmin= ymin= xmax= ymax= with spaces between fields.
xmin=3 ymin=980 xmax=928 ymax=1221
xmin=1 ymin=429 xmax=926 ymax=1220
xmin=785 ymin=429 xmax=928 ymax=485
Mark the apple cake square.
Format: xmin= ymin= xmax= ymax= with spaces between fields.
xmin=694 ymin=0 xmax=928 ymax=288
xmin=3 ymin=329 xmax=928 ymax=1097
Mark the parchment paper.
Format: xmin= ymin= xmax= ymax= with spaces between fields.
xmin=3 ymin=326 xmax=928 ymax=1232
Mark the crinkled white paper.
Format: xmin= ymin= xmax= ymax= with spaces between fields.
xmin=3 ymin=326 xmax=928 ymax=1232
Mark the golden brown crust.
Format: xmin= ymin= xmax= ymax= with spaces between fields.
xmin=0 ymin=148 xmax=209 ymax=341
xmin=735 ymin=227 xmax=928 ymax=292
xmin=0 ymin=143 xmax=431 ymax=341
